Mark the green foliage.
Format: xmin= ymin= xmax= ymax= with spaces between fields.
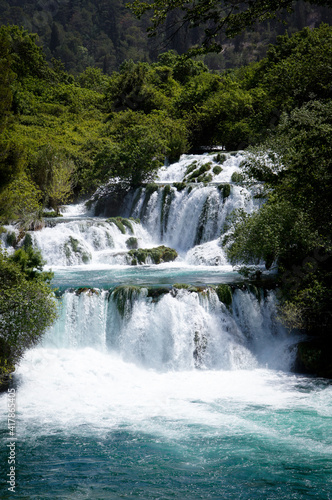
xmin=173 ymin=182 xmax=187 ymax=191
xmin=213 ymin=165 xmax=222 ymax=175
xmin=0 ymin=171 xmax=42 ymax=227
xmin=218 ymin=184 xmax=231 ymax=198
xmin=94 ymin=111 xmax=184 ymax=186
xmin=5 ymin=231 xmax=17 ymax=248
xmin=0 ymin=140 xmax=25 ymax=190
xmin=9 ymin=246 xmax=53 ymax=282
xmin=78 ymin=67 xmax=110 ymax=93
xmin=259 ymin=24 xmax=332 ymax=110
xmin=225 ymin=99 xmax=332 ymax=333
xmin=0 ymin=25 xmax=52 ymax=80
xmin=224 ymin=200 xmax=317 ymax=270
xmin=0 ymin=31 xmax=14 ymax=131
xmin=2 ymin=22 xmax=330 ymax=211
xmin=214 ymin=153 xmax=227 ymax=164
xmin=105 ymin=61 xmax=170 ymax=113
xmin=126 ymin=237 xmax=139 ymax=249
xmin=0 ymin=249 xmax=57 ymax=376
xmin=40 ymin=148 xmax=75 ymax=212
xmin=231 ymin=171 xmax=244 ymax=183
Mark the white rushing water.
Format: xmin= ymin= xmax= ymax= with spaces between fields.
xmin=25 ymin=152 xmax=258 ymax=267
xmin=43 ymin=286 xmax=297 ymax=372
xmin=32 ymin=219 xmax=155 ymax=266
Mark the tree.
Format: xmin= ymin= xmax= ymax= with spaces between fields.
xmin=0 ymin=25 xmax=53 ymax=80
xmin=47 ymin=155 xmax=75 ymax=214
xmin=29 ymin=145 xmax=75 ymax=213
xmin=224 ymin=100 xmax=332 ymax=333
xmin=0 ymin=31 xmax=14 ymax=132
xmin=130 ymin=0 xmax=332 ymax=54
xmin=93 ymin=123 xmax=167 ymax=186
xmin=0 ymin=171 xmax=42 ymax=228
xmin=0 ymin=248 xmax=57 ymax=380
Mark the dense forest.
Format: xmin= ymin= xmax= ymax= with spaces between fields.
xmin=0 ymin=0 xmax=331 ymax=72
xmin=0 ymin=4 xmax=332 ymax=378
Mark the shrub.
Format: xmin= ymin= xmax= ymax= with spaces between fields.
xmin=213 ymin=165 xmax=222 ymax=175
xmin=231 ymin=171 xmax=244 ymax=183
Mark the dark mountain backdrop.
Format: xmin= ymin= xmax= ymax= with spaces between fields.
xmin=1 ymin=0 xmax=331 ymax=73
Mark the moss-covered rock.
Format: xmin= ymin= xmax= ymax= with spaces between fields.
xmin=186 ymin=163 xmax=211 ymax=182
xmin=185 ymin=161 xmax=198 ymax=176
xmin=42 ymin=210 xmax=62 ymax=218
xmin=64 ymin=236 xmax=91 ymax=264
xmin=214 ymin=153 xmax=227 ymax=164
xmin=147 ymin=287 xmax=170 ymax=300
xmin=107 ymin=217 xmax=125 ymax=234
xmin=215 ymin=284 xmax=233 ymax=307
xmin=173 ymin=283 xmax=200 ymax=292
xmin=193 ymin=330 xmax=207 ymax=367
xmin=218 ymin=183 xmax=231 ymax=198
xmin=75 ymin=287 xmax=100 ymax=296
xmin=128 ymin=245 xmax=178 ymax=265
xmin=231 ymin=171 xmax=244 ymax=183
xmin=107 ymin=217 xmax=134 ymax=234
xmin=173 ymin=182 xmax=187 ymax=191
xmin=122 ymin=219 xmax=134 ymax=233
xmin=213 ymin=165 xmax=222 ymax=175
xmin=111 ymin=285 xmax=142 ymax=317
xmin=145 ymin=183 xmax=159 ymax=195
xmin=126 ymin=237 xmax=138 ymax=249
xmin=161 ymin=185 xmax=173 ymax=233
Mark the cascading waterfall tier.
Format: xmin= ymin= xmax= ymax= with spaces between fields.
xmin=32 ymin=217 xmax=155 ymax=266
xmin=44 ymin=286 xmax=298 ymax=372
xmin=126 ymin=183 xmax=253 ymax=255
xmin=22 ymin=152 xmax=260 ymax=267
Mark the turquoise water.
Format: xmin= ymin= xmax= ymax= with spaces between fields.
xmin=51 ymin=264 xmax=241 ymax=291
xmin=1 ymin=354 xmax=331 ymax=499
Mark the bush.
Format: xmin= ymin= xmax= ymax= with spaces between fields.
xmin=126 ymin=237 xmax=138 ymax=249
xmin=0 ymin=249 xmax=57 ymax=379
xmin=213 ymin=165 xmax=222 ymax=175
xmin=231 ymin=171 xmax=244 ymax=183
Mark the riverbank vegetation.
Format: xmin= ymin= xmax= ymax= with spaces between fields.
xmin=0 ymin=245 xmax=57 ymax=383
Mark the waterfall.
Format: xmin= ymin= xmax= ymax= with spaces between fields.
xmin=127 ymin=183 xmax=254 ymax=253
xmin=32 ymin=218 xmax=155 ymax=266
xmin=43 ymin=286 xmax=298 ymax=372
